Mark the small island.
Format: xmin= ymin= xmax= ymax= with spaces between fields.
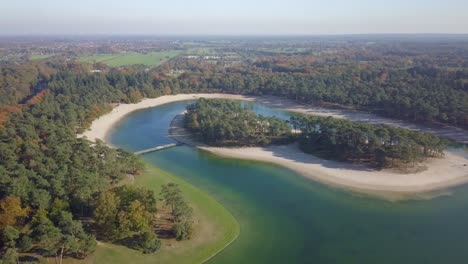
xmin=185 ymin=98 xmax=292 ymax=146
xmin=184 ymin=98 xmax=448 ymax=170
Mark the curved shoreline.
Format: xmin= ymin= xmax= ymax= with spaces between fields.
xmin=79 ymin=94 xmax=253 ymax=144
xmin=80 ymin=93 xmax=468 ymax=199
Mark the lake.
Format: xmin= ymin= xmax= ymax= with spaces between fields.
xmin=109 ymin=100 xmax=468 ymax=264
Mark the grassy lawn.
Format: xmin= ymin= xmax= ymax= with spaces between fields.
xmin=78 ymin=51 xmax=182 ymax=67
xmin=78 ymin=53 xmax=122 ymax=64
xmin=30 ymin=54 xmax=54 ymax=60
xmin=72 ymin=164 xmax=239 ymax=264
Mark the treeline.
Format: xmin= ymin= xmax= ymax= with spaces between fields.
xmin=289 ymin=115 xmax=447 ymax=168
xmin=0 ymin=60 xmax=103 ymax=107
xmin=185 ymin=98 xmax=292 ymax=146
xmin=4 ymin=55 xmax=467 ymax=131
xmin=0 ymin=68 xmax=196 ymax=262
xmin=164 ymin=56 xmax=468 ymax=129
xmin=44 ymin=71 xmax=178 ymax=133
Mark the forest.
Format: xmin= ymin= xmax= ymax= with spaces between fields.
xmin=162 ymin=57 xmax=468 ymax=129
xmin=185 ymin=98 xmax=292 ymax=146
xmin=2 ymin=43 xmax=468 ymax=131
xmin=289 ymin=115 xmax=448 ymax=168
xmin=0 ymin=65 xmax=194 ymax=263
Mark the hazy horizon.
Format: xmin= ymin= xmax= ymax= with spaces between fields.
xmin=2 ymin=0 xmax=468 ymax=35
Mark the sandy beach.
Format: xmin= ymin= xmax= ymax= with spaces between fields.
xmin=198 ymin=145 xmax=468 ymax=199
xmin=79 ymin=94 xmax=251 ymax=142
xmin=80 ymin=93 xmax=468 ymax=199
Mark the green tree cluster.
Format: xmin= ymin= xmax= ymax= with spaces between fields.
xmin=289 ymin=114 xmax=447 ymax=168
xmin=185 ymin=98 xmax=292 ymax=146
xmin=94 ymin=186 xmax=160 ymax=253
xmin=160 ymin=183 xmax=193 ymax=241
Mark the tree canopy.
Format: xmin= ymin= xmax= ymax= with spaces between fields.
xmin=0 ymin=67 xmax=191 ymax=261
xmin=289 ymin=114 xmax=447 ymax=169
xmin=185 ymin=98 xmax=292 ymax=146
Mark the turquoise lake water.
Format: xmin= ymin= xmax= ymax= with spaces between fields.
xmin=109 ymin=100 xmax=468 ymax=264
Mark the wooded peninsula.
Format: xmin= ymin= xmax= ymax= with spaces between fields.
xmin=184 ymin=99 xmax=448 ymax=169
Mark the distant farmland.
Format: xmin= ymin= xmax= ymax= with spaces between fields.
xmin=79 ymin=50 xmax=182 ymax=67
xmin=30 ymin=54 xmax=54 ymax=60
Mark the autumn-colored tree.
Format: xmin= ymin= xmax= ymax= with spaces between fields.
xmin=94 ymin=187 xmax=160 ymax=253
xmin=93 ymin=191 xmax=119 ymax=240
xmin=0 ymin=197 xmax=29 ymax=230
xmin=163 ymin=85 xmax=172 ymax=95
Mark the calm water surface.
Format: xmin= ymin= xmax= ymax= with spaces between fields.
xmin=110 ymin=100 xmax=468 ymax=264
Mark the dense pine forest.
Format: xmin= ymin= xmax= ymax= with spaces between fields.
xmin=289 ymin=115 xmax=447 ymax=168
xmin=164 ymin=56 xmax=468 ymax=129
xmin=0 ymin=65 xmax=194 ymax=262
xmin=185 ymin=98 xmax=292 ymax=146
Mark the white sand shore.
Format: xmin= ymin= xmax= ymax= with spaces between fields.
xmin=79 ymin=93 xmax=468 ymax=199
xmin=199 ymin=144 xmax=468 ymax=199
xmin=78 ymin=94 xmax=251 ymax=143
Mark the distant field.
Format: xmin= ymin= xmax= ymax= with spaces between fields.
xmin=186 ymin=47 xmax=216 ymax=55
xmin=79 ymin=50 xmax=182 ymax=67
xmin=30 ymin=54 xmax=54 ymax=60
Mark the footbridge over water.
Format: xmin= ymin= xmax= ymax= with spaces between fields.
xmin=134 ymin=143 xmax=183 ymax=155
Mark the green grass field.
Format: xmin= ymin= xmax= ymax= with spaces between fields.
xmin=79 ymin=51 xmax=182 ymax=67
xmin=73 ymin=164 xmax=239 ymax=264
xmin=30 ymin=54 xmax=54 ymax=60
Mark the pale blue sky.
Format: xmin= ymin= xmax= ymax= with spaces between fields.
xmin=1 ymin=0 xmax=468 ymax=35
